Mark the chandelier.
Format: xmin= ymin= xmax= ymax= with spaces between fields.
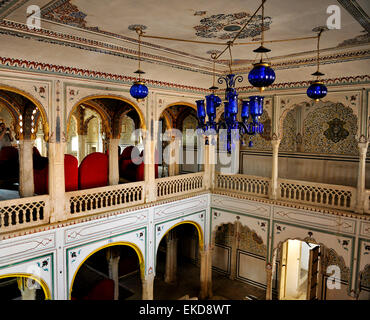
xmin=307 ymin=28 xmax=327 ymax=102
xmin=126 ymin=0 xmax=330 ymax=152
xmin=195 ymin=0 xmax=274 ymax=153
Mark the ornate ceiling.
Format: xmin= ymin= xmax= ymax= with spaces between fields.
xmin=0 ymin=0 xmax=369 ymax=88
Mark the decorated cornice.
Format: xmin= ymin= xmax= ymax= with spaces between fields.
xmin=0 ymin=20 xmax=219 ymax=77
xmin=0 ymin=56 xmax=369 ymax=94
xmin=0 ymin=56 xmax=210 ymax=94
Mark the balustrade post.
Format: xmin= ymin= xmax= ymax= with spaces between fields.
xmin=355 ymin=137 xmax=368 ymax=213
xmin=18 ymin=139 xmax=34 ymax=197
xmin=49 ymin=141 xmax=66 ymax=223
xmin=269 ymin=134 xmax=281 ymax=200
xmin=108 ymin=138 xmax=120 ymax=186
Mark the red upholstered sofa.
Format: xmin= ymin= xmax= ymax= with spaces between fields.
xmin=78 ymin=152 xmax=108 ymax=190
xmin=64 ymin=154 xmax=78 ymax=192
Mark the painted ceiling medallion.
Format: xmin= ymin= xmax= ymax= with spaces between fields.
xmin=194 ymin=12 xmax=272 ymax=40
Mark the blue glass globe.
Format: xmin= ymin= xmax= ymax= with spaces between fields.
xmin=130 ymin=81 xmax=148 ymax=100
xmin=248 ymin=63 xmax=276 ymax=90
xmin=307 ymin=81 xmax=327 ymax=101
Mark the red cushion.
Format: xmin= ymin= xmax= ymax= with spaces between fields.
xmin=84 ymin=279 xmax=114 ymax=300
xmin=136 ymin=162 xmax=145 ymax=181
xmin=79 ymin=152 xmax=108 ymax=190
xmin=34 ymin=166 xmax=48 ymax=195
xmin=120 ymin=146 xmax=135 ymax=160
xmin=0 ymin=146 xmax=18 ymax=161
xmin=65 ymin=154 xmax=78 ymax=192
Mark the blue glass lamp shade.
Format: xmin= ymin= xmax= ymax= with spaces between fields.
xmin=196 ymin=100 xmax=206 ymax=125
xmin=228 ymin=93 xmax=238 ymax=116
xmin=248 ymin=63 xmax=276 ymax=90
xmin=241 ymin=100 xmax=250 ymax=122
xmin=249 ymin=96 xmax=264 ymax=123
xmin=307 ymin=81 xmax=327 ymax=101
xmin=212 ymin=94 xmax=222 ymax=108
xmin=205 ymin=95 xmax=217 ymax=123
xmin=130 ymin=81 xmax=148 ymax=100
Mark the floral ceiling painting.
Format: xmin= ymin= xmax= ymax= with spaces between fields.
xmin=194 ymin=12 xmax=272 ymax=40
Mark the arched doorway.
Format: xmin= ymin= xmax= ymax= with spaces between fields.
xmin=154 ymin=222 xmax=203 ymax=299
xmin=65 ymin=96 xmax=146 ymax=192
xmin=158 ymin=104 xmax=200 ymax=178
xmin=0 ymin=88 xmax=49 ymax=200
xmin=71 ymin=243 xmax=144 ymax=300
xmin=210 ymin=222 xmax=267 ymax=300
xmin=0 ymin=274 xmax=50 ymax=300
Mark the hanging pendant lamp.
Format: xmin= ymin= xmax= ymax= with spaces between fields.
xmin=248 ymin=1 xmax=275 ymax=92
xmin=130 ymin=27 xmax=149 ymax=101
xmin=307 ymin=28 xmax=327 ymax=102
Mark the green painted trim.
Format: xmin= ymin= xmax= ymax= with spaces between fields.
xmin=65 ymin=226 xmax=147 ymax=296
xmin=355 ymin=238 xmax=370 ymax=292
xmin=0 ymin=253 xmax=54 ymax=299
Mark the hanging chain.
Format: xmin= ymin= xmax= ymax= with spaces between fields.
xmin=316 ymin=29 xmax=323 ymax=75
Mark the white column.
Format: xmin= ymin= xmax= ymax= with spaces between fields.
xmin=270 ymin=135 xmax=281 ymax=200
xmin=78 ymin=135 xmax=86 ymax=163
xmin=108 ymin=138 xmax=120 ymax=185
xmin=49 ymin=141 xmax=66 ymax=223
xmin=356 ymin=139 xmax=368 ymax=213
xmin=199 ymin=246 xmax=213 ymax=300
xmin=18 ymin=139 xmax=34 ymax=197
xmin=204 ymin=137 xmax=217 ymax=191
xmin=141 ymin=273 xmax=155 ymax=300
xmin=107 ymin=248 xmax=120 ymax=301
xmin=144 ymin=138 xmax=156 ymax=203
xmin=164 ymin=231 xmax=178 ymax=284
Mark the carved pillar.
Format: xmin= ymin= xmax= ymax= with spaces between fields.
xmin=141 ymin=273 xmax=155 ymax=300
xmin=355 ymin=138 xmax=368 ymax=213
xmin=265 ymin=263 xmax=273 ymax=300
xmin=270 ymin=134 xmax=281 ymax=200
xmin=199 ymin=245 xmax=213 ymax=300
xmin=164 ymin=230 xmax=178 ymax=284
xmin=144 ymin=136 xmax=156 ymax=203
xmin=108 ymin=138 xmax=120 ymax=185
xmin=204 ymin=137 xmax=217 ymax=191
xmin=168 ymin=135 xmax=180 ymax=176
xmin=18 ymin=139 xmax=34 ymax=197
xmin=49 ymin=141 xmax=66 ymax=223
xmin=107 ymin=247 xmax=121 ymax=301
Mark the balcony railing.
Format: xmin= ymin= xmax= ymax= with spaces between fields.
xmin=156 ymin=172 xmax=205 ymax=200
xmin=279 ymin=178 xmax=356 ymax=211
xmin=0 ymin=171 xmax=367 ymax=234
xmin=215 ymin=173 xmax=270 ymax=198
xmin=66 ymin=181 xmax=145 ymax=218
xmin=0 ymin=195 xmax=50 ymax=232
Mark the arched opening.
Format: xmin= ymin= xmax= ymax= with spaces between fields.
xmin=158 ymin=103 xmax=201 ymax=178
xmin=211 ymin=222 xmax=267 ymax=300
xmin=154 ymin=222 xmax=203 ymax=300
xmin=278 ymin=239 xmax=320 ymax=300
xmin=0 ymin=274 xmax=50 ymax=300
xmin=0 ymin=88 xmax=49 ymax=200
xmin=71 ymin=243 xmax=144 ymax=300
xmin=65 ymin=96 xmax=146 ymax=192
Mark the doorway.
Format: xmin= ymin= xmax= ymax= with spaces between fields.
xmin=279 ymin=239 xmax=320 ymax=300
